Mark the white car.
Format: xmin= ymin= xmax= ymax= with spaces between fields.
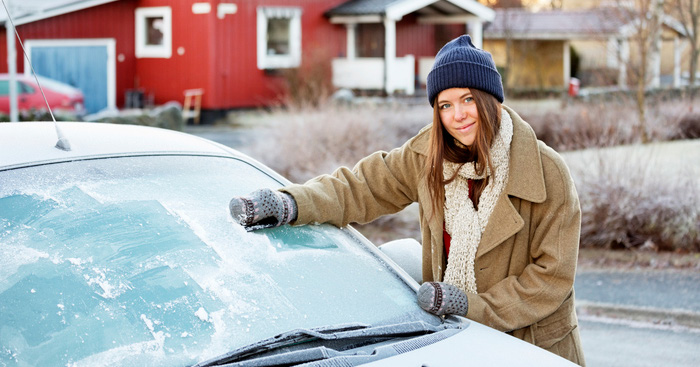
xmin=0 ymin=122 xmax=576 ymax=366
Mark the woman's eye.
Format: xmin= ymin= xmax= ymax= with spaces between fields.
xmin=464 ymin=97 xmax=474 ymax=103
xmin=439 ymin=103 xmax=451 ymax=110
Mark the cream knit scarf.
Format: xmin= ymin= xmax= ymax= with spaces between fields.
xmin=443 ymin=109 xmax=513 ymax=294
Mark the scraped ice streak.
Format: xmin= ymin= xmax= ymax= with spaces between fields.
xmin=84 ymin=267 xmax=132 ymax=299
xmin=75 ymin=178 xmax=297 ymax=361
xmin=0 ymin=241 xmax=49 ymax=291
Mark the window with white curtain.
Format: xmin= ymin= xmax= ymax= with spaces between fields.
xmin=257 ymin=7 xmax=302 ymax=69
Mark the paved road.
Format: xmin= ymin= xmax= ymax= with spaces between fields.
xmin=575 ymin=270 xmax=700 ymax=312
xmin=579 ymin=319 xmax=700 ymax=367
xmin=575 ymin=269 xmax=700 ymax=366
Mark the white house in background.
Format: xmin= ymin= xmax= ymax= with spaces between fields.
xmin=325 ymin=0 xmax=495 ymax=95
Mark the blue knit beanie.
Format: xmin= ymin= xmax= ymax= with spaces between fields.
xmin=427 ymin=35 xmax=504 ymax=106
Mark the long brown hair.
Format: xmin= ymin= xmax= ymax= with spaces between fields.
xmin=425 ymin=88 xmax=502 ymax=216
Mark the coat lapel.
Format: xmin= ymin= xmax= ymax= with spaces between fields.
xmin=502 ymin=105 xmax=547 ymax=204
xmin=476 ymin=106 xmax=546 ymax=258
xmin=476 ymin=192 xmax=524 ymax=258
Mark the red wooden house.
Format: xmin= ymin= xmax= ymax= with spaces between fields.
xmin=0 ymin=0 xmax=494 ymax=120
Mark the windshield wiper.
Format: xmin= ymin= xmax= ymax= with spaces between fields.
xmin=192 ymin=321 xmax=461 ymax=367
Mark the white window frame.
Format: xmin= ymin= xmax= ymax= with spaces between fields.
xmin=256 ymin=7 xmax=302 ymax=69
xmin=135 ymin=6 xmax=172 ymax=59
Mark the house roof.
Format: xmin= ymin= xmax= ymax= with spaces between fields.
xmin=484 ymin=7 xmax=686 ymax=40
xmin=326 ymin=0 xmax=397 ymax=15
xmin=484 ymin=8 xmax=627 ymax=40
xmin=326 ymin=0 xmax=495 ymax=22
xmin=1 ymin=0 xmax=117 ymax=26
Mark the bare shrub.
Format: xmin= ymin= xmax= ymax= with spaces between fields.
xmin=521 ymin=95 xmax=700 ymax=152
xmin=523 ymin=101 xmax=639 ymax=151
xmin=249 ymin=102 xmax=431 ymax=184
xmin=568 ymin=150 xmax=700 ymax=252
xmin=276 ymin=47 xmax=334 ymax=109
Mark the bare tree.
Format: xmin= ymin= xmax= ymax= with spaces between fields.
xmin=610 ymin=0 xmax=666 ymax=143
xmin=489 ymin=9 xmax=534 ymax=92
xmin=548 ymin=0 xmax=564 ymax=8
xmin=669 ymin=0 xmax=699 ymax=90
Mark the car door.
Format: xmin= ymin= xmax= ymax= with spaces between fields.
xmin=17 ymin=81 xmax=41 ymax=111
xmin=0 ymin=80 xmax=41 ymax=115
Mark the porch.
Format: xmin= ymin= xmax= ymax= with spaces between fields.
xmin=326 ymin=0 xmax=495 ymax=95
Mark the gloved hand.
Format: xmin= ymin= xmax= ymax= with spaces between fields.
xmin=417 ymin=282 xmax=469 ymax=316
xmin=229 ymin=188 xmax=298 ymax=231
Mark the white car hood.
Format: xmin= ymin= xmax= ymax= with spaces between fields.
xmin=365 ymin=320 xmax=577 ymax=366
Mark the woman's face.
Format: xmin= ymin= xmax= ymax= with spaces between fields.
xmin=437 ymin=87 xmax=479 ymax=147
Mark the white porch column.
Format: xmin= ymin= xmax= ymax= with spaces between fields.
xmin=345 ymin=23 xmax=357 ymax=59
xmin=649 ymin=0 xmax=663 ymax=88
xmin=673 ymin=36 xmax=681 ymax=88
xmin=563 ymin=40 xmax=571 ymax=88
xmin=467 ymin=19 xmax=483 ymax=49
xmin=618 ymin=38 xmax=629 ymax=88
xmin=650 ymin=32 xmax=662 ymax=88
xmin=384 ymin=17 xmax=397 ymax=94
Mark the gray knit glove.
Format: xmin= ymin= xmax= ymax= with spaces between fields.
xmin=417 ymin=282 xmax=469 ymax=316
xmin=229 ymin=188 xmax=298 ymax=231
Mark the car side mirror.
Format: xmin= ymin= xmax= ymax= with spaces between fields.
xmin=378 ymin=238 xmax=422 ymax=284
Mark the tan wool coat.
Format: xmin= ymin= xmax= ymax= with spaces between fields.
xmin=282 ymin=106 xmax=585 ymax=365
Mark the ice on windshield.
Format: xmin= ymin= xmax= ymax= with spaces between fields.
xmin=0 ymin=156 xmax=433 ymax=366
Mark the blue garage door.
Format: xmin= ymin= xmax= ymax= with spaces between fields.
xmin=30 ymin=45 xmax=108 ymax=114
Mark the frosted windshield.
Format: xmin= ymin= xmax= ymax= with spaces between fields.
xmin=0 ymin=155 xmax=433 ymax=366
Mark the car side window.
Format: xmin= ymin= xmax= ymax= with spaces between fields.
xmin=19 ymin=82 xmax=35 ymax=94
xmin=0 ymin=81 xmax=33 ymax=95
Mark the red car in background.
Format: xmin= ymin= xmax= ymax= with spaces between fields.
xmin=0 ymin=74 xmax=86 ymax=118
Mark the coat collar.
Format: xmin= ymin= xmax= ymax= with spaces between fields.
xmin=408 ymin=104 xmax=546 ymax=203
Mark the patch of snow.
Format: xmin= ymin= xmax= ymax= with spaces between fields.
xmin=195 ymin=307 xmax=209 ymax=322
xmin=85 ymin=267 xmax=131 ymax=299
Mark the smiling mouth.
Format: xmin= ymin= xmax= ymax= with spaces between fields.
xmin=457 ymin=122 xmax=475 ymax=131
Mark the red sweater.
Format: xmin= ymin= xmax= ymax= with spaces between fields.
xmin=443 ymin=179 xmax=475 ymax=258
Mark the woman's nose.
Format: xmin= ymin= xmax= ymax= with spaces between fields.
xmin=454 ymin=106 xmax=466 ymax=121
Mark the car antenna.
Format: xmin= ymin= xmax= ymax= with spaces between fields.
xmin=1 ymin=0 xmax=71 ymax=151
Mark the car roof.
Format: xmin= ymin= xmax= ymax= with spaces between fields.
xmin=0 ymin=121 xmax=242 ymax=169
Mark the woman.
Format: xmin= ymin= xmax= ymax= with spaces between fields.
xmin=229 ymin=35 xmax=585 ymax=365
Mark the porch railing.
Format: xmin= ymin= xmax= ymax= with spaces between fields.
xmin=332 ymin=56 xmax=415 ymax=94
